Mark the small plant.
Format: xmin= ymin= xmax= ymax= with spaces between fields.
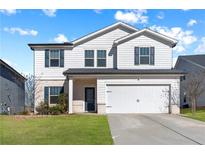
xmin=18 ymin=110 xmax=30 ymax=115
xmin=35 ymin=94 xmax=68 ymax=115
xmin=36 ymin=102 xmax=49 ymax=115
xmin=48 ymin=105 xmax=63 ymax=115
xmin=58 ymin=93 xmax=68 ymax=113
xmin=0 ymin=112 xmax=8 ymax=115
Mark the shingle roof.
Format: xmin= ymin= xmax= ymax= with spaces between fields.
xmin=0 ymin=59 xmax=26 ymax=80
xmin=180 ymin=54 xmax=205 ymax=68
xmin=28 ymin=42 xmax=73 ymax=50
xmin=63 ymin=68 xmax=185 ymax=75
xmin=114 ymin=28 xmax=177 ymax=48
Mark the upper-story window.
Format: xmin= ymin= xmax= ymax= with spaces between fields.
xmin=85 ymin=50 xmax=94 ymax=67
xmin=97 ymin=50 xmax=106 ymax=67
xmin=45 ymin=49 xmax=64 ymax=68
xmin=134 ymin=47 xmax=155 ymax=65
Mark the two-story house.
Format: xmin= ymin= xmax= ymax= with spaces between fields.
xmin=28 ymin=22 xmax=184 ymax=114
xmin=175 ymin=55 xmax=205 ymax=108
xmin=0 ymin=59 xmax=26 ymax=114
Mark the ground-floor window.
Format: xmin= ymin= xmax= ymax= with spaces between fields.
xmin=44 ymin=86 xmax=64 ymax=104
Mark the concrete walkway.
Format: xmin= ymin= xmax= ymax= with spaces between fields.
xmin=108 ymin=114 xmax=205 ymax=145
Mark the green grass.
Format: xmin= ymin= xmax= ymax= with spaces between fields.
xmin=181 ymin=108 xmax=205 ymax=122
xmin=0 ymin=115 xmax=113 ymax=145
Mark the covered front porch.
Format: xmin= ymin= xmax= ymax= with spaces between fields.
xmin=68 ymin=77 xmax=98 ymax=114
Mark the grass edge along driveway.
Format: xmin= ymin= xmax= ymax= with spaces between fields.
xmin=181 ymin=108 xmax=205 ymax=122
xmin=0 ymin=115 xmax=113 ymax=145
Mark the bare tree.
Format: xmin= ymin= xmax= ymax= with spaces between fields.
xmin=182 ymin=70 xmax=205 ymax=115
xmin=162 ymin=82 xmax=180 ymax=114
xmin=25 ymin=74 xmax=41 ymax=112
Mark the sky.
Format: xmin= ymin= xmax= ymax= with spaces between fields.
xmin=0 ymin=9 xmax=205 ymax=75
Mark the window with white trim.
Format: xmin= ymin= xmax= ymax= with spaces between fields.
xmin=140 ymin=47 xmax=150 ymax=64
xmin=85 ymin=50 xmax=94 ymax=67
xmin=134 ymin=47 xmax=155 ymax=65
xmin=97 ymin=50 xmax=106 ymax=67
xmin=44 ymin=86 xmax=64 ymax=104
xmin=50 ymin=50 xmax=60 ymax=67
xmin=45 ymin=49 xmax=64 ymax=67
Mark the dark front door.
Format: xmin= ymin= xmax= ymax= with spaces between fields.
xmin=85 ymin=87 xmax=95 ymax=112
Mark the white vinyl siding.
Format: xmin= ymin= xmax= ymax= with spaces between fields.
xmin=68 ymin=28 xmax=130 ymax=68
xmin=117 ymin=35 xmax=172 ymax=69
xmin=34 ymin=28 xmax=130 ymax=79
xmin=34 ymin=49 xmax=69 ymax=79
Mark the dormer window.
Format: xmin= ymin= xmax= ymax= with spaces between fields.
xmin=45 ymin=49 xmax=64 ymax=68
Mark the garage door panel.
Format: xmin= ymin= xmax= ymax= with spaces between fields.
xmin=106 ymin=85 xmax=169 ymax=113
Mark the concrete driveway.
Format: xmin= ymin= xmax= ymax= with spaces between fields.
xmin=108 ymin=114 xmax=205 ymax=145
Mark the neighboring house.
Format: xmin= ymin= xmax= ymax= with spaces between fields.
xmin=28 ymin=22 xmax=184 ymax=114
xmin=175 ymin=54 xmax=205 ymax=107
xmin=0 ymin=59 xmax=26 ymax=114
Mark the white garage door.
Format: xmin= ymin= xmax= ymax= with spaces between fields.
xmin=106 ymin=85 xmax=170 ymax=113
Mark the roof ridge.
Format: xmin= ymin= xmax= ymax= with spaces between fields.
xmin=72 ymin=21 xmax=138 ymax=44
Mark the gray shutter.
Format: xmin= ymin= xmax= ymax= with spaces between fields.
xmin=44 ymin=87 xmax=49 ymax=104
xmin=45 ymin=49 xmax=49 ymax=67
xmin=150 ymin=47 xmax=155 ymax=65
xmin=60 ymin=49 xmax=64 ymax=67
xmin=135 ymin=47 xmax=139 ymax=65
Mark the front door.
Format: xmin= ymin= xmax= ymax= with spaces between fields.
xmin=85 ymin=87 xmax=95 ymax=112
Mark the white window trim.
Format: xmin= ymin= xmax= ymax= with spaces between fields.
xmin=85 ymin=50 xmax=95 ymax=67
xmin=48 ymin=86 xmax=63 ymax=105
xmin=49 ymin=50 xmax=60 ymax=67
xmin=84 ymin=49 xmax=107 ymax=68
xmin=139 ymin=47 xmax=151 ymax=65
xmin=97 ymin=50 xmax=107 ymax=67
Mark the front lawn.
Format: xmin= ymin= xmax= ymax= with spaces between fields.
xmin=0 ymin=115 xmax=113 ymax=145
xmin=181 ymin=108 xmax=205 ymax=122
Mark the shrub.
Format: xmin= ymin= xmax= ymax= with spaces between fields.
xmin=35 ymin=94 xmax=68 ymax=115
xmin=58 ymin=93 xmax=68 ymax=113
xmin=36 ymin=102 xmax=49 ymax=115
xmin=18 ymin=110 xmax=30 ymax=115
xmin=0 ymin=112 xmax=8 ymax=115
xmin=48 ymin=105 xmax=63 ymax=115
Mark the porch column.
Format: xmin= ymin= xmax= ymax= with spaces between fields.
xmin=68 ymin=78 xmax=73 ymax=114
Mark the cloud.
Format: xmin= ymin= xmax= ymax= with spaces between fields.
xmin=94 ymin=9 xmax=103 ymax=14
xmin=182 ymin=9 xmax=190 ymax=11
xmin=194 ymin=37 xmax=205 ymax=53
xmin=172 ymin=57 xmax=178 ymax=67
xmin=0 ymin=9 xmax=17 ymax=15
xmin=156 ymin=12 xmax=164 ymax=20
xmin=187 ymin=19 xmax=197 ymax=27
xmin=150 ymin=25 xmax=197 ymax=53
xmin=54 ymin=34 xmax=68 ymax=43
xmin=114 ymin=10 xmax=148 ymax=24
xmin=3 ymin=27 xmax=38 ymax=36
xmin=42 ymin=9 xmax=57 ymax=17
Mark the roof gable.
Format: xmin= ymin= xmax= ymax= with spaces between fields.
xmin=72 ymin=22 xmax=138 ymax=46
xmin=114 ymin=28 xmax=178 ymax=48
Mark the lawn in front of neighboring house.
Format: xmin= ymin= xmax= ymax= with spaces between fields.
xmin=181 ymin=108 xmax=205 ymax=122
xmin=0 ymin=115 xmax=113 ymax=145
